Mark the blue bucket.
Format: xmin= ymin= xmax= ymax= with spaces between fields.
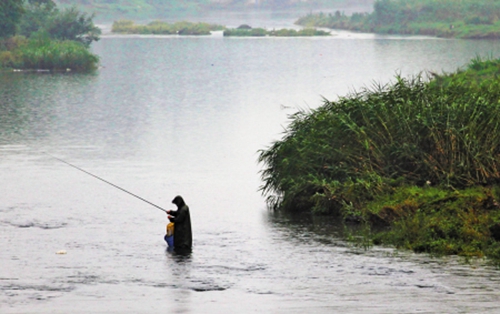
xmin=164 ymin=234 xmax=174 ymax=247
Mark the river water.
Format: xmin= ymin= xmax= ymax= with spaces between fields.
xmin=2 ymin=12 xmax=500 ymax=314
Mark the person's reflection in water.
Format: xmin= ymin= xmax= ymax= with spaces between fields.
xmin=165 ymin=245 xmax=193 ymax=313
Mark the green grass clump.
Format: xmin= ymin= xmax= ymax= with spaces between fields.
xmin=223 ymin=27 xmax=330 ymax=37
xmin=1 ymin=36 xmax=99 ymax=71
xmin=112 ymin=20 xmax=224 ymax=35
xmin=369 ymin=185 xmax=500 ymax=258
xmin=259 ymin=71 xmax=500 ymax=211
xmin=223 ymin=28 xmax=267 ymax=37
xmin=258 ymin=56 xmax=500 ymax=262
xmin=112 ymin=20 xmax=330 ymax=37
xmin=269 ymin=28 xmax=331 ymax=37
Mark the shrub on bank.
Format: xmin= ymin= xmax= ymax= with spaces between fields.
xmin=367 ymin=185 xmax=500 ymax=259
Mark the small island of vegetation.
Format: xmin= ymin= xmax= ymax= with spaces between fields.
xmin=296 ymin=0 xmax=500 ymax=39
xmin=0 ymin=0 xmax=100 ymax=72
xmin=111 ymin=20 xmax=330 ymax=37
xmin=111 ymin=20 xmax=225 ymax=35
xmin=224 ymin=27 xmax=330 ymax=37
xmin=258 ymin=56 xmax=500 ymax=264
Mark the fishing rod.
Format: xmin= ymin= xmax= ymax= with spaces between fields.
xmin=44 ymin=152 xmax=168 ymax=213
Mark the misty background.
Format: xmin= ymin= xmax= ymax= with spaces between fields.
xmin=54 ymin=0 xmax=375 ymax=22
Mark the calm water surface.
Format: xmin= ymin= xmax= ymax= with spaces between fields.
xmin=2 ymin=15 xmax=500 ymax=313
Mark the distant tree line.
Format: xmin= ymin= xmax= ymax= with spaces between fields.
xmin=49 ymin=0 xmax=373 ymax=18
xmin=296 ymin=0 xmax=500 ymax=39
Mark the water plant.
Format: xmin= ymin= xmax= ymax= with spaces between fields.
xmin=223 ymin=27 xmax=330 ymax=37
xmin=0 ymin=0 xmax=100 ymax=72
xmin=258 ymin=57 xmax=500 ymax=261
xmin=268 ymin=28 xmax=331 ymax=37
xmin=112 ymin=21 xmax=330 ymax=37
xmin=112 ymin=20 xmax=224 ymax=35
xmin=1 ymin=34 xmax=99 ymax=71
xmin=223 ymin=28 xmax=267 ymax=37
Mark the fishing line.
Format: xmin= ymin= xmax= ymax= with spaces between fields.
xmin=44 ymin=152 xmax=168 ymax=213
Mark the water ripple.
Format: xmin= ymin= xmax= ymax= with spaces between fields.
xmin=1 ymin=219 xmax=68 ymax=229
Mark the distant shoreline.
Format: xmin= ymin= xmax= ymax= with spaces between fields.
xmin=110 ymin=20 xmax=331 ymax=37
xmin=296 ymin=0 xmax=500 ymax=40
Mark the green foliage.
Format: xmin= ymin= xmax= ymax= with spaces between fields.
xmin=1 ymin=33 xmax=99 ymax=71
xmin=259 ymin=72 xmax=500 ymax=210
xmin=0 ymin=0 xmax=100 ymax=71
xmin=18 ymin=2 xmax=100 ymax=47
xmin=112 ymin=20 xmax=224 ymax=35
xmin=223 ymin=27 xmax=330 ymax=37
xmin=223 ymin=28 xmax=267 ymax=37
xmin=55 ymin=0 xmax=212 ymax=18
xmin=18 ymin=0 xmax=57 ymax=36
xmin=370 ymin=185 xmax=499 ymax=258
xmin=268 ymin=28 xmax=331 ymax=37
xmin=258 ymin=57 xmax=500 ymax=261
xmin=0 ymin=0 xmax=25 ymax=38
xmin=53 ymin=0 xmax=360 ymax=19
xmin=295 ymin=10 xmax=369 ymax=33
xmin=295 ymin=0 xmax=500 ymax=39
xmin=175 ymin=21 xmax=224 ymax=35
xmin=112 ymin=21 xmax=330 ymax=37
xmin=111 ymin=20 xmax=135 ymax=32
xmin=0 ymin=36 xmax=27 ymax=66
xmin=437 ymin=56 xmax=500 ymax=84
xmin=45 ymin=7 xmax=101 ymax=47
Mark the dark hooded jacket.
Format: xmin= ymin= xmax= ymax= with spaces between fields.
xmin=169 ymin=196 xmax=192 ymax=249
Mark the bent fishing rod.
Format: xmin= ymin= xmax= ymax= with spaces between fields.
xmin=44 ymin=152 xmax=168 ymax=213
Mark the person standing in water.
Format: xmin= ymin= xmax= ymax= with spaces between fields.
xmin=167 ymin=195 xmax=192 ymax=249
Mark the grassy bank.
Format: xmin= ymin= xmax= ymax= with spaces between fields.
xmin=0 ymin=36 xmax=99 ymax=72
xmin=296 ymin=0 xmax=500 ymax=39
xmin=367 ymin=185 xmax=500 ymax=260
xmin=258 ymin=57 xmax=500 ymax=263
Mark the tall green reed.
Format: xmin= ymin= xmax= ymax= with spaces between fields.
xmin=8 ymin=36 xmax=99 ymax=71
xmin=259 ymin=64 xmax=500 ymax=214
